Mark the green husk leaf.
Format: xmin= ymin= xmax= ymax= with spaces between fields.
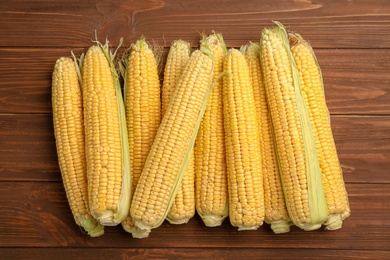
xmin=71 ymin=51 xmax=84 ymax=88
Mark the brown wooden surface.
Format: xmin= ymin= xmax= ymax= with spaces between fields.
xmin=0 ymin=0 xmax=389 ymax=259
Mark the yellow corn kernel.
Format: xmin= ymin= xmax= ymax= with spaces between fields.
xmin=52 ymin=56 xmax=104 ymax=237
xmin=195 ymin=33 xmax=228 ymax=227
xmin=223 ymin=48 xmax=264 ymax=231
xmin=290 ymin=33 xmax=350 ymax=230
xmin=162 ymin=40 xmax=196 ymax=225
xmin=82 ymin=41 xmax=131 ymax=226
xmin=260 ymin=22 xmax=327 ymax=231
xmin=243 ymin=42 xmax=291 ymax=234
xmin=130 ymin=43 xmax=214 ymax=235
xmin=122 ymin=39 xmax=161 ymax=236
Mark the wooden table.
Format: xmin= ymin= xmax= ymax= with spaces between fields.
xmin=1 ymin=1 xmax=389 ymax=259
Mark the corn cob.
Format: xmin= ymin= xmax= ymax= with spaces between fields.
xmin=243 ymin=42 xmax=291 ymax=233
xmin=222 ymin=48 xmax=264 ymax=231
xmin=260 ymin=22 xmax=328 ymax=231
xmin=195 ymin=33 xmax=229 ymax=227
xmin=121 ymin=39 xmax=161 ymax=237
xmin=290 ymin=33 xmax=350 ymax=230
xmin=163 ymin=40 xmax=196 ymax=225
xmin=82 ymin=40 xmax=131 ymax=226
xmin=52 ymin=56 xmax=104 ymax=237
xmin=130 ymin=43 xmax=214 ymax=234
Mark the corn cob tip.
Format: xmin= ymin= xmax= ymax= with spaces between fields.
xmin=172 ymin=39 xmax=187 ymax=44
xmin=269 ymin=220 xmax=292 ymax=234
xmin=69 ymin=52 xmax=84 ymax=86
xmin=199 ymin=213 xmax=227 ymax=227
xmin=134 ymin=37 xmax=148 ymax=48
xmin=91 ymin=36 xmax=124 ymax=66
xmin=289 ymin=32 xmax=303 ymax=45
xmin=324 ymin=214 xmax=344 ymax=230
xmin=79 ymin=216 xmax=104 ymax=237
xmin=272 ymin=20 xmax=287 ymax=31
xmin=200 ymin=32 xmax=227 ymax=54
xmin=199 ymin=40 xmax=213 ymax=58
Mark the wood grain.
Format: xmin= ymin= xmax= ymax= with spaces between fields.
xmin=0 ymin=48 xmax=389 ymax=114
xmin=0 ymin=248 xmax=388 ymax=260
xmin=1 ymin=114 xmax=388 ymax=183
xmin=1 ymin=0 xmax=390 ymax=48
xmin=0 ymin=182 xmax=388 ymax=249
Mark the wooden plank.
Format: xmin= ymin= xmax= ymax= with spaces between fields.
xmin=0 ymin=114 xmax=59 ymax=181
xmin=0 ymin=48 xmax=85 ymax=114
xmin=0 ymin=181 xmax=388 ymax=249
xmin=0 ymin=48 xmax=389 ymax=114
xmin=1 ymin=114 xmax=388 ymax=183
xmin=0 ymin=248 xmax=388 ymax=260
xmin=332 ymin=115 xmax=390 ymax=184
xmin=319 ymin=49 xmax=390 ymax=115
xmin=1 ymin=0 xmax=390 ymax=48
